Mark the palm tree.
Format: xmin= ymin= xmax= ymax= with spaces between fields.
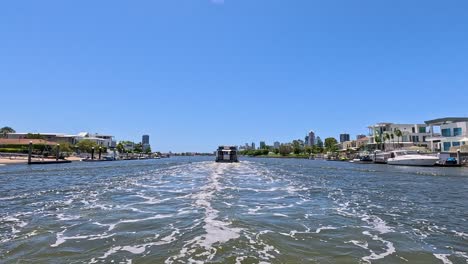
xmin=390 ymin=133 xmax=395 ymax=149
xmin=394 ymin=129 xmax=402 ymax=149
xmin=0 ymin=126 xmax=15 ymax=138
xmin=375 ymin=135 xmax=382 ymax=150
xmin=384 ymin=133 xmax=391 ymax=151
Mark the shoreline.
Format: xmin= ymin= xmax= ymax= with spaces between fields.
xmin=0 ymin=156 xmax=82 ymax=166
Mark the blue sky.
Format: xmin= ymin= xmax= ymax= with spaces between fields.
xmin=1 ymin=0 xmax=467 ymax=152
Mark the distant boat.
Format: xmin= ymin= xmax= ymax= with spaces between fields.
xmin=215 ymin=146 xmax=239 ymax=163
xmin=387 ymin=150 xmax=439 ymax=166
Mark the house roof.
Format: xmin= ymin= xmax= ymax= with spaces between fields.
xmin=425 ymin=117 xmax=468 ymax=126
xmin=0 ymin=139 xmax=57 ymax=145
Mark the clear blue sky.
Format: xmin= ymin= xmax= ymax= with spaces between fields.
xmin=1 ymin=0 xmax=467 ymax=152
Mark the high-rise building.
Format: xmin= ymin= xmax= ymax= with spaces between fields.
xmin=356 ymin=134 xmax=366 ymax=140
xmin=308 ymin=131 xmax=315 ymax=146
xmin=274 ymin=141 xmax=280 ymax=149
xmin=142 ymin=135 xmax=151 ymax=152
xmin=305 ymin=135 xmax=309 ymax=146
xmin=251 ymin=142 xmax=256 ymax=150
xmin=259 ymin=141 xmax=266 ymax=149
xmin=340 ymin=133 xmax=350 ymax=143
xmin=316 ymin=136 xmax=323 ymax=148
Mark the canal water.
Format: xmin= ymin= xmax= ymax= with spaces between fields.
xmin=0 ymin=157 xmax=467 ymax=263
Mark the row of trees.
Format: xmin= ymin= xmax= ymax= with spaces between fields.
xmin=240 ymin=137 xmax=341 ymax=157
xmin=115 ymin=141 xmax=152 ymax=154
xmin=374 ymin=129 xmax=404 ymax=150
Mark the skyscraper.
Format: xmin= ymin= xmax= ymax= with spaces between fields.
xmin=356 ymin=134 xmax=366 ymax=140
xmin=142 ymin=135 xmax=151 ymax=152
xmin=340 ymin=133 xmax=350 ymax=143
xmin=274 ymin=141 xmax=280 ymax=149
xmin=251 ymin=142 xmax=256 ymax=150
xmin=316 ymin=136 xmax=323 ymax=148
xmin=308 ymin=131 xmax=315 ymax=146
xmin=259 ymin=141 xmax=266 ymax=149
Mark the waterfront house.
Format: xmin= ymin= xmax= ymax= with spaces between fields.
xmin=6 ymin=132 xmax=116 ymax=148
xmin=424 ymin=117 xmax=468 ymax=152
xmin=367 ymin=123 xmax=432 ymax=150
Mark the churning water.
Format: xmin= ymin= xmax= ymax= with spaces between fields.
xmin=0 ymin=157 xmax=467 ymax=263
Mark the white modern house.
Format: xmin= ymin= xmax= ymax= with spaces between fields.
xmin=367 ymin=122 xmax=432 ymax=150
xmin=424 ymin=117 xmax=468 ymax=152
xmin=75 ymin=132 xmax=116 ymax=148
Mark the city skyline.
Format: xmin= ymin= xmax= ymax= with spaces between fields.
xmin=1 ymin=0 xmax=468 ymax=152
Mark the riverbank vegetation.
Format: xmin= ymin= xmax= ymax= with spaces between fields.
xmin=239 ymin=137 xmax=341 ymax=158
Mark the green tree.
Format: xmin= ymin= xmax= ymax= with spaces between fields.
xmin=273 ymin=148 xmax=279 ymax=155
xmin=50 ymin=143 xmax=73 ymax=158
xmin=305 ymin=146 xmax=312 ymax=155
xmin=394 ymin=129 xmax=402 ymax=149
xmin=145 ymin=146 xmax=152 ymax=154
xmin=76 ymin=140 xmax=99 ymax=153
xmin=116 ymin=142 xmax=125 ymax=153
xmin=0 ymin=127 xmax=15 ymax=138
xmin=384 ymin=133 xmax=391 ymax=151
xmin=374 ymin=135 xmax=382 ymax=150
xmin=390 ymin=133 xmax=395 ymax=149
xmin=279 ymin=144 xmax=292 ymax=156
xmin=324 ymin=137 xmax=339 ymax=152
xmin=292 ymin=140 xmax=303 ymax=155
xmin=134 ymin=143 xmax=143 ymax=153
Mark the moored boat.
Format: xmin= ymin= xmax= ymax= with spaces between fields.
xmin=387 ymin=150 xmax=439 ymax=166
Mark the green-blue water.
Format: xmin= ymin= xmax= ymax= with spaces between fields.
xmin=0 ymin=157 xmax=467 ymax=263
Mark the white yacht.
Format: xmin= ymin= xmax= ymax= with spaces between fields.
xmin=387 ymin=150 xmax=439 ymax=166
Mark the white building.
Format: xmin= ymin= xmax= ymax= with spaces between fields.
xmin=367 ymin=122 xmax=432 ymax=150
xmin=75 ymin=132 xmax=116 ymax=148
xmin=425 ymin=117 xmax=468 ymax=152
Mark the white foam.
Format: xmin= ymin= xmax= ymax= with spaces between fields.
xmin=273 ymin=213 xmax=289 ymax=218
xmin=361 ymin=231 xmax=396 ymax=263
xmin=51 ymin=229 xmax=115 ymax=247
xmin=347 ymin=240 xmax=369 ymax=249
xmin=433 ymin=254 xmax=453 ymax=264
xmin=56 ymin=213 xmax=80 ymax=221
xmin=166 ymin=163 xmax=243 ymax=263
xmin=315 ymin=226 xmax=337 ymax=233
xmin=452 ymin=230 xmax=468 ymax=238
xmin=235 ymin=256 xmax=247 ymax=264
xmin=361 ymin=214 xmax=394 ymax=234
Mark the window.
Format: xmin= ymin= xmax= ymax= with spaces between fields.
xmin=419 ymin=127 xmax=426 ymax=133
xmin=453 ymin=127 xmax=462 ymax=136
xmin=441 ymin=128 xmax=451 ymax=137
xmin=443 ymin=142 xmax=451 ymax=151
xmin=452 ymin=142 xmax=461 ymax=147
xmin=412 ymin=127 xmax=415 ymax=133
